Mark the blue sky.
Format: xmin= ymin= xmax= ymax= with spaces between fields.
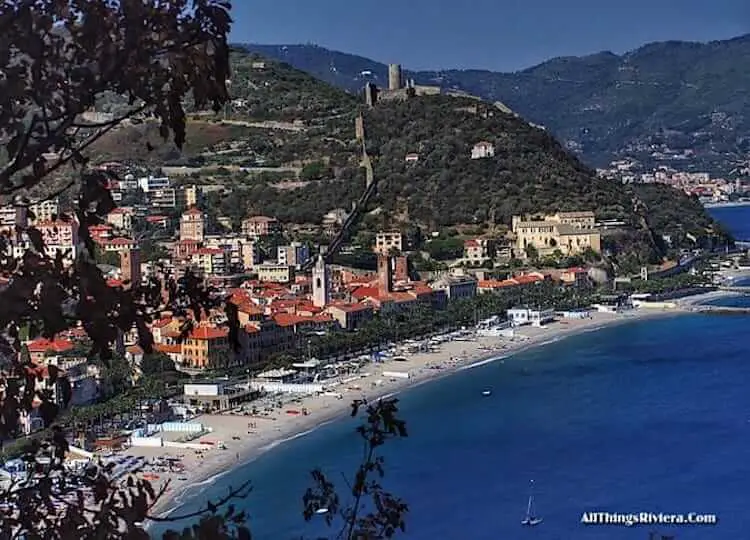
xmin=230 ymin=0 xmax=749 ymax=72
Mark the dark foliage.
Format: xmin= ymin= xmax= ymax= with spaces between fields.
xmin=0 ymin=0 xmax=233 ymax=435
xmin=302 ymin=398 xmax=408 ymax=540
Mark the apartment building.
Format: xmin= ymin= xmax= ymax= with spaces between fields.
xmin=256 ymin=263 xmax=294 ymax=283
xmin=190 ymin=248 xmax=228 ymax=276
xmin=180 ymin=207 xmax=205 ymax=242
xmin=374 ymin=231 xmax=403 ymax=255
xmin=277 ymin=242 xmax=310 ymax=269
xmin=241 ymin=216 xmax=281 ymax=238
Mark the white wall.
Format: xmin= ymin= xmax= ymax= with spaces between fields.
xmin=250 ymin=381 xmax=324 ymax=394
xmin=130 ymin=436 xmax=164 ymax=447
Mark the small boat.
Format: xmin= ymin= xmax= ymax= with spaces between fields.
xmin=482 ymin=389 xmax=492 ymax=397
xmin=315 ymin=507 xmax=329 ymax=515
xmin=521 ymin=480 xmax=543 ymax=526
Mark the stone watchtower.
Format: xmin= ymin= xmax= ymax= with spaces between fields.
xmin=388 ymin=64 xmax=402 ymax=91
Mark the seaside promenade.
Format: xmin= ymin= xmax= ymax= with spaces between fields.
xmin=135 ymin=287 xmax=748 ymax=520
xmin=139 ymin=300 xmax=701 ymax=519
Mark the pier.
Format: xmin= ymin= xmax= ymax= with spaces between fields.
xmin=717 ymin=285 xmax=750 ymax=294
xmin=688 ymin=305 xmax=750 ymax=315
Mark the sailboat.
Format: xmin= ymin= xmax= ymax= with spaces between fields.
xmin=521 ymin=481 xmax=543 ymax=526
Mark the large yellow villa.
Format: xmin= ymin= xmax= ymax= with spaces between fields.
xmin=512 ymin=211 xmax=601 ymax=258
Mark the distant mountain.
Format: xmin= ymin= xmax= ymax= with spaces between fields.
xmin=245 ymin=36 xmax=750 ymax=173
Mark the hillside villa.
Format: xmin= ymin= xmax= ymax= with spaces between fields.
xmin=512 ymin=211 xmax=601 ymax=258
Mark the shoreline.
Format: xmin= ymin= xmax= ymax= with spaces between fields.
xmin=703 ymin=201 xmax=750 ymax=209
xmin=142 ymin=291 xmax=740 ymax=524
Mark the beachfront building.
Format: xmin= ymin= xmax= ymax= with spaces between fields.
xmin=506 ymin=307 xmax=556 ymax=327
xmin=183 ymin=381 xmax=257 ymax=411
xmin=180 ymin=326 xmax=231 ymax=370
xmin=431 ymin=272 xmax=477 ymax=301
xmin=324 ymin=303 xmax=374 ymax=331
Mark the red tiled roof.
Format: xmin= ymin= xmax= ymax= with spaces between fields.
xmin=386 ymin=292 xmax=416 ymax=303
xmin=195 ymin=248 xmax=224 ymax=255
xmin=101 ymin=237 xmax=135 ymax=245
xmin=464 ymin=239 xmax=480 ymax=247
xmin=152 ymin=317 xmax=174 ymax=329
xmin=188 ymin=326 xmax=228 ymax=340
xmin=183 ymin=206 xmax=202 ymax=215
xmin=514 ymin=275 xmax=543 ymax=285
xmin=155 ymin=343 xmax=181 ymax=354
xmin=273 ymin=313 xmax=309 ymax=327
xmin=411 ymin=284 xmax=434 ymax=295
xmin=478 ymin=279 xmax=519 ymax=289
xmin=236 ymin=301 xmax=263 ymax=315
xmin=24 ymin=363 xmax=52 ymax=378
xmin=27 ymin=338 xmax=75 ymax=354
xmin=351 ymin=286 xmax=381 ymax=300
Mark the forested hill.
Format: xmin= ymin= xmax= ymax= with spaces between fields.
xmin=92 ymin=48 xmax=733 ymax=269
xmin=245 ymin=36 xmax=750 ymax=173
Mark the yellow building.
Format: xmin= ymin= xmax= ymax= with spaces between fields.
xmin=181 ymin=326 xmax=231 ymax=370
xmin=180 ymin=207 xmax=205 ymax=242
xmin=256 ymin=263 xmax=294 ymax=283
xmin=512 ymin=211 xmax=601 ymax=258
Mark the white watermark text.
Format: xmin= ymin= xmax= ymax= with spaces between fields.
xmin=581 ymin=511 xmax=718 ymax=527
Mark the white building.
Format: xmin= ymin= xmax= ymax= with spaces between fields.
xmin=312 ymin=254 xmax=330 ymax=308
xmin=374 ymin=231 xmax=403 ymax=255
xmin=506 ymin=307 xmax=555 ymax=327
xmin=277 ymin=242 xmax=310 ymax=269
xmin=471 ymin=141 xmax=495 ymax=159
xmin=431 ymin=273 xmax=477 ymax=301
xmin=137 ymin=176 xmax=170 ymax=192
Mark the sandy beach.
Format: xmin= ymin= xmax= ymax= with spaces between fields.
xmin=138 ymin=290 xmax=740 ymax=520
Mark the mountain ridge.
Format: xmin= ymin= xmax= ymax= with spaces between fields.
xmin=244 ymin=34 xmax=750 ymax=172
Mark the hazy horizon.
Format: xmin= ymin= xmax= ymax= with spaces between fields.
xmin=230 ymin=0 xmax=749 ymax=71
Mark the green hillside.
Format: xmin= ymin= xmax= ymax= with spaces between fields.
xmin=247 ymin=37 xmax=750 ymax=173
xmin=93 ymin=50 xmax=733 ymax=269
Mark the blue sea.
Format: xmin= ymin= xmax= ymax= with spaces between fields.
xmin=710 ymin=205 xmax=750 ymax=243
xmin=152 ymin=207 xmax=750 ymax=540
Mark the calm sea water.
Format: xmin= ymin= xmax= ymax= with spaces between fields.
xmin=153 ymin=207 xmax=750 ymax=540
xmin=709 ymin=205 xmax=750 ymax=242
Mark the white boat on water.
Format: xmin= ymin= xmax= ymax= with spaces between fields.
xmin=521 ymin=480 xmax=543 ymax=526
xmin=482 ymin=389 xmax=492 ymax=397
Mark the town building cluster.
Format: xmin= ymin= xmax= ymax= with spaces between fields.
xmin=598 ymin=161 xmax=750 ymax=203
xmin=0 ymin=164 xmax=603 ymax=418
